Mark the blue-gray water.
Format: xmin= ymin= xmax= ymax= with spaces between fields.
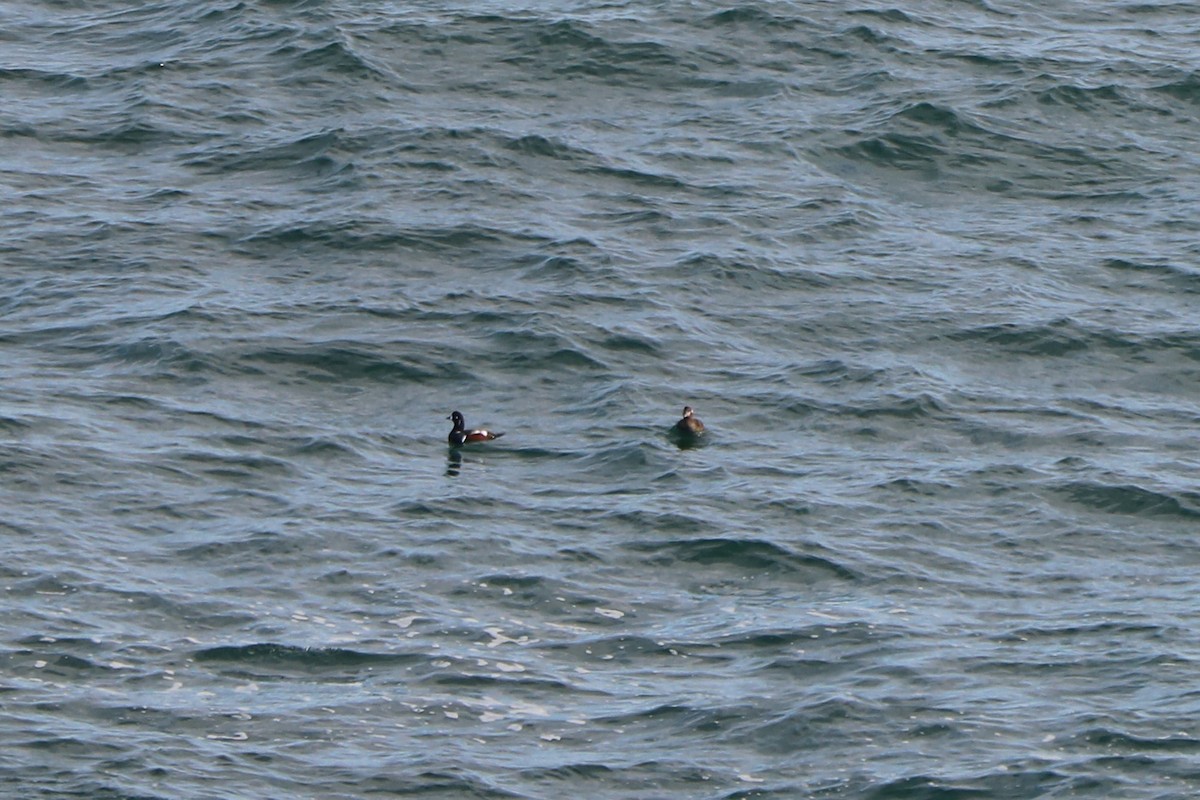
xmin=4 ymin=1 xmax=1200 ymax=798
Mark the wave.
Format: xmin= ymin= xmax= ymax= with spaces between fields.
xmin=549 ymin=443 xmax=676 ymax=487
xmin=237 ymin=341 xmax=477 ymax=383
xmin=504 ymin=133 xmax=590 ymax=162
xmin=194 ymin=642 xmax=420 ymax=676
xmin=946 ymin=318 xmax=1134 ymax=358
xmin=485 ymin=329 xmax=610 ymax=372
xmin=274 ymin=39 xmax=387 ymax=83
xmin=667 ymin=252 xmax=836 ymax=293
xmin=841 ymin=391 xmax=950 ymax=420
xmin=1154 ymin=70 xmax=1200 ymax=104
xmin=825 ymin=93 xmax=1162 ymax=199
xmin=183 ymin=129 xmax=349 ymax=177
xmin=598 ymin=508 xmax=721 ymax=535
xmin=0 ymin=66 xmax=89 ymax=90
xmin=940 ymin=316 xmax=1200 ymax=367
xmin=176 ymin=530 xmax=309 ymax=561
xmin=624 ymin=537 xmax=857 ymax=581
xmin=495 ymin=18 xmax=695 ymax=86
xmin=1102 ymin=258 xmax=1200 ymax=294
xmin=1079 ymin=727 xmax=1200 ymax=753
xmin=744 ymin=696 xmax=888 ymax=751
xmin=538 ymin=634 xmax=684 ymax=662
xmin=701 ymin=7 xmax=809 ymax=30
xmin=1034 ymin=83 xmax=1129 ymax=113
xmin=233 ymin=218 xmax=543 ymax=256
xmin=719 ymin=621 xmax=880 ymax=651
xmin=994 ymin=620 xmax=1170 ymax=643
xmin=176 ymin=448 xmax=296 ymax=480
xmin=577 ymin=162 xmax=691 ymax=190
xmin=1052 ymin=481 xmax=1200 ymax=518
xmin=861 ymin=770 xmax=1083 ymax=799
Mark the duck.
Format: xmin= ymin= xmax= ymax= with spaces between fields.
xmin=447 ymin=411 xmax=504 ymax=446
xmin=674 ymin=405 xmax=704 ymax=435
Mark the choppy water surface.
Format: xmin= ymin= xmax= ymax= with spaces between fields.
xmin=3 ymin=1 xmax=1200 ymax=797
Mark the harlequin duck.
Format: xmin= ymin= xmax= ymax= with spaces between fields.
xmin=447 ymin=411 xmax=504 ymax=446
xmin=674 ymin=405 xmax=704 ymax=435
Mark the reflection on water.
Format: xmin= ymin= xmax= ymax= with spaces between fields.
xmin=445 ymin=448 xmax=462 ymax=477
xmin=669 ymin=429 xmax=707 ymax=451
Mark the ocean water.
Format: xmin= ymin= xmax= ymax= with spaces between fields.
xmin=3 ymin=0 xmax=1200 ymax=797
